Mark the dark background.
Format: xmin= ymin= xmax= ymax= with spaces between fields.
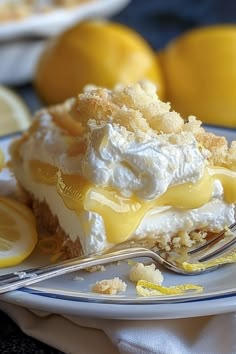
xmin=17 ymin=0 xmax=236 ymax=113
xmin=114 ymin=0 xmax=236 ymax=50
xmin=1 ymin=0 xmax=236 ymax=353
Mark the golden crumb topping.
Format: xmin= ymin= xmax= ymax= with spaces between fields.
xmin=37 ymin=81 xmax=235 ymax=170
xmin=228 ymin=141 xmax=236 ymax=170
xmin=77 ymin=81 xmax=184 ymax=135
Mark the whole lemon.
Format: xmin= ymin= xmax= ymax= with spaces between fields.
xmin=160 ymin=25 xmax=236 ymax=127
xmin=35 ymin=20 xmax=164 ymax=104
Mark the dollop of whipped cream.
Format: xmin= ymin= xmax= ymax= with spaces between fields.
xmin=81 ymin=122 xmax=207 ymax=199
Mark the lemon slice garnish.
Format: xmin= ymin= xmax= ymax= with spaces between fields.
xmin=136 ymin=280 xmax=203 ymax=297
xmin=0 ymin=199 xmax=64 ymax=263
xmin=0 ymin=86 xmax=31 ymax=136
xmin=0 ymin=197 xmax=35 ymax=224
xmin=0 ymin=198 xmax=38 ymax=267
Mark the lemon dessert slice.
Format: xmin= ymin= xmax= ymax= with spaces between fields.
xmin=9 ymin=81 xmax=236 ymax=259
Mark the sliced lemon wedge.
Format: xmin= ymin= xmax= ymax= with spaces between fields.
xmin=0 ymin=86 xmax=31 ymax=136
xmin=0 ymin=197 xmax=38 ymax=267
xmin=0 ymin=197 xmax=35 ymax=224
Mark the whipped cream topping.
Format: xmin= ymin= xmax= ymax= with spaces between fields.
xmin=20 ymin=114 xmax=207 ymax=200
xmin=82 ymin=122 xmax=207 ymax=199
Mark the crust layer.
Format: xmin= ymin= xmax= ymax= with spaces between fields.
xmin=19 ymin=186 xmax=84 ymax=259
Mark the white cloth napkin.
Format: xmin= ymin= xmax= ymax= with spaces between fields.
xmin=0 ymin=302 xmax=235 ymax=354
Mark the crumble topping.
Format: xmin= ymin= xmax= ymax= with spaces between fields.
xmin=43 ymin=81 xmax=236 ymax=170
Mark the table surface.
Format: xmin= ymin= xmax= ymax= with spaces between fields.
xmin=1 ymin=0 xmax=236 ymax=353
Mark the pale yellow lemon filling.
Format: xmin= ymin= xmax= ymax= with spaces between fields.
xmin=29 ymin=160 xmax=236 ymax=244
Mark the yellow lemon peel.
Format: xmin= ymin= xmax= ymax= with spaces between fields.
xmin=136 ymin=280 xmax=203 ymax=297
xmin=183 ymin=250 xmax=236 ymax=272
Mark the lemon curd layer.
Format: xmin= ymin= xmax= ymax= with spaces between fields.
xmin=28 ymin=160 xmax=236 ymax=244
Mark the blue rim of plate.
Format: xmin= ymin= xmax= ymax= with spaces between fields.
xmin=18 ymin=279 xmax=236 ymax=305
xmin=0 ymin=126 xmax=236 ymax=306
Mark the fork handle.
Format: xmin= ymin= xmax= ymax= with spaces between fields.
xmin=0 ymin=247 xmax=156 ymax=294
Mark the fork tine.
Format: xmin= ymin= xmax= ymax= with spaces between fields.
xmin=188 ymin=221 xmax=236 ymax=255
xmin=198 ymin=233 xmax=236 ymax=262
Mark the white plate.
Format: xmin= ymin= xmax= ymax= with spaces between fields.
xmin=0 ymin=0 xmax=130 ymax=85
xmin=0 ymin=0 xmax=130 ymax=40
xmin=0 ymin=127 xmax=235 ymax=320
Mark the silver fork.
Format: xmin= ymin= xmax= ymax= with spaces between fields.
xmin=0 ymin=222 xmax=235 ymax=294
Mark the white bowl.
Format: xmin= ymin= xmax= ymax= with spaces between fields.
xmin=0 ymin=0 xmax=130 ymax=85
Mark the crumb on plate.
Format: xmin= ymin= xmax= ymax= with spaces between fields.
xmin=92 ymin=277 xmax=127 ymax=295
xmin=86 ymin=265 xmax=106 ymax=273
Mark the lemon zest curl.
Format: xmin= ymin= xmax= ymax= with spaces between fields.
xmin=136 ymin=280 xmax=203 ymax=297
xmin=183 ymin=250 xmax=236 ymax=272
